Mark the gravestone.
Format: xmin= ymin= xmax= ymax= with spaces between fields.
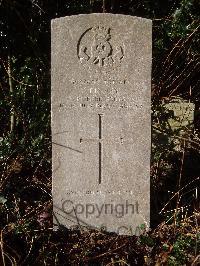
xmin=52 ymin=14 xmax=152 ymax=235
xmin=163 ymin=97 xmax=195 ymax=151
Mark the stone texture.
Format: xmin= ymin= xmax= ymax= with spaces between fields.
xmin=163 ymin=97 xmax=195 ymax=130
xmin=163 ymin=97 xmax=195 ymax=151
xmin=52 ymin=14 xmax=152 ymax=235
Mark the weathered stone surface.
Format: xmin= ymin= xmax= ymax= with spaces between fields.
xmin=52 ymin=14 xmax=152 ymax=235
xmin=163 ymin=97 xmax=195 ymax=130
xmin=163 ymin=97 xmax=195 ymax=151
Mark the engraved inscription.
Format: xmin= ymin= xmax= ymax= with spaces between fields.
xmin=77 ymin=26 xmax=124 ymax=70
xmin=65 ymin=190 xmax=134 ymax=195
xmin=57 ymin=78 xmax=144 ymax=111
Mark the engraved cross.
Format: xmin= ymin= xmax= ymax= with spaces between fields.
xmin=80 ymin=114 xmax=126 ymax=185
xmin=80 ymin=114 xmax=104 ymax=184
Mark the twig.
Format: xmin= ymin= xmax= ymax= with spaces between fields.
xmin=1 ymin=59 xmax=34 ymax=87
xmin=106 ymin=259 xmax=130 ymax=265
xmin=191 ymin=255 xmax=200 ymax=266
xmin=84 ymin=241 xmax=129 ymax=262
xmin=8 ymin=55 xmax=15 ymax=133
xmin=102 ymin=0 xmax=106 ymax=13
xmin=174 ymin=140 xmax=186 ymax=231
xmin=0 ymin=230 xmax=5 ymax=266
xmin=159 ymin=177 xmax=200 ymax=214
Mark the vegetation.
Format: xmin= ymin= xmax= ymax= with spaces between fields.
xmin=0 ymin=0 xmax=199 ymax=265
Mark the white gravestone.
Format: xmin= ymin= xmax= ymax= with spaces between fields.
xmin=52 ymin=14 xmax=152 ymax=235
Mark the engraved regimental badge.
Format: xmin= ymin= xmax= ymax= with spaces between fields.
xmin=77 ymin=26 xmax=125 ymax=71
